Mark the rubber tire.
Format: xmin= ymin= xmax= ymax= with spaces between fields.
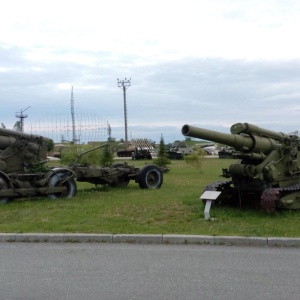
xmin=0 ymin=176 xmax=9 ymax=204
xmin=138 ymin=164 xmax=163 ymax=189
xmin=47 ymin=172 xmax=77 ymax=199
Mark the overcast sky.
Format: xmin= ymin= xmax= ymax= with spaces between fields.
xmin=1 ymin=0 xmax=300 ymax=143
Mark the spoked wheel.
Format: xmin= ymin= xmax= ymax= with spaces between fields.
xmin=0 ymin=175 xmax=9 ymax=204
xmin=47 ymin=172 xmax=77 ymax=199
xmin=138 ymin=164 xmax=163 ymax=189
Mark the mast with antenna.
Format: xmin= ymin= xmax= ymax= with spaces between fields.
xmin=71 ymin=86 xmax=77 ymax=143
xmin=16 ymin=106 xmax=31 ymax=132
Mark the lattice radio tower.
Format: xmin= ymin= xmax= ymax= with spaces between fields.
xmin=117 ymin=78 xmax=131 ymax=147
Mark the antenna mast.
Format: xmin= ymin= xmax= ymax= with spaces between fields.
xmin=71 ymin=86 xmax=77 ymax=143
xmin=107 ymin=121 xmax=112 ymax=141
xmin=117 ymin=78 xmax=131 ymax=148
xmin=16 ymin=106 xmax=31 ymax=132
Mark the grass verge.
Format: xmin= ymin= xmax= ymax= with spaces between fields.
xmin=1 ymin=158 xmax=300 ymax=237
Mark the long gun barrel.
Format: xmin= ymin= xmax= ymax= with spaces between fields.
xmin=0 ymin=128 xmax=50 ymax=171
xmin=230 ymin=123 xmax=289 ymax=142
xmin=182 ymin=123 xmax=285 ymax=154
xmin=0 ymin=128 xmax=49 ymax=150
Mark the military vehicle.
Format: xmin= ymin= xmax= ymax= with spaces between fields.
xmin=0 ymin=128 xmax=76 ymax=204
xmin=166 ymin=140 xmax=195 ymax=159
xmin=116 ymin=148 xmax=133 ymax=157
xmin=182 ymin=122 xmax=300 ymax=212
xmin=0 ymin=129 xmax=163 ymax=204
xmin=69 ymin=145 xmax=162 ymax=189
xmin=131 ymin=148 xmax=152 ymax=160
xmin=116 ymin=138 xmax=155 ymax=158
xmin=218 ymin=146 xmax=234 ymax=158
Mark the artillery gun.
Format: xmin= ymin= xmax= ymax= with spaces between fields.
xmin=69 ymin=144 xmax=163 ymax=189
xmin=182 ymin=122 xmax=300 ymax=212
xmin=0 ymin=128 xmax=163 ymax=205
xmin=166 ymin=140 xmax=195 ymax=159
xmin=0 ymin=128 xmax=76 ymax=204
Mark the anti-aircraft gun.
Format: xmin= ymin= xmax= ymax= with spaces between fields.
xmin=0 ymin=128 xmax=76 ymax=204
xmin=182 ymin=122 xmax=300 ymax=212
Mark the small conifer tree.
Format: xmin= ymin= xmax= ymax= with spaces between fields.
xmin=153 ymin=134 xmax=170 ymax=167
xmin=47 ymin=139 xmax=54 ymax=152
xmin=100 ymin=144 xmax=114 ymax=167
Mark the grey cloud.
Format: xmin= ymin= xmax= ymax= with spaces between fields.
xmin=1 ymin=46 xmax=300 ymax=142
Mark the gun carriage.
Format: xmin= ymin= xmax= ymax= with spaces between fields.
xmin=182 ymin=122 xmax=300 ymax=212
xmin=0 ymin=129 xmax=163 ymax=204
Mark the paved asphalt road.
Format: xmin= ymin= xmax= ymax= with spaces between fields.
xmin=1 ymin=243 xmax=300 ymax=300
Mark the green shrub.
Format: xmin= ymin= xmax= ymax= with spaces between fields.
xmin=60 ymin=144 xmax=115 ymax=166
xmin=61 ymin=145 xmax=102 ymax=166
xmin=184 ymin=148 xmax=205 ymax=170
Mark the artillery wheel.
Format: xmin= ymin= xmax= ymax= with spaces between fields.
xmin=47 ymin=172 xmax=77 ymax=199
xmin=0 ymin=176 xmax=9 ymax=204
xmin=138 ymin=164 xmax=163 ymax=189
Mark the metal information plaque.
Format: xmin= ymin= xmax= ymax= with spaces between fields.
xmin=200 ymin=191 xmax=221 ymax=220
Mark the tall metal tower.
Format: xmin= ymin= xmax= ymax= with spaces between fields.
xmin=15 ymin=106 xmax=31 ymax=132
xmin=117 ymin=78 xmax=131 ymax=147
xmin=71 ymin=86 xmax=77 ymax=143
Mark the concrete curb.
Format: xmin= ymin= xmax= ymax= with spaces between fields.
xmin=267 ymin=237 xmax=300 ymax=247
xmin=1 ymin=233 xmax=300 ymax=247
xmin=113 ymin=234 xmax=162 ymax=244
xmin=163 ymin=234 xmax=214 ymax=245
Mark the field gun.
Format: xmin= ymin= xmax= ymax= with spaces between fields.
xmin=0 ymin=127 xmax=164 ymax=204
xmin=69 ymin=144 xmax=163 ymax=189
xmin=0 ymin=128 xmax=76 ymax=203
xmin=182 ymin=122 xmax=300 ymax=212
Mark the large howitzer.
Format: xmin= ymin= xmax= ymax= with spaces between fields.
xmin=182 ymin=123 xmax=300 ymax=212
xmin=0 ymin=128 xmax=76 ymax=203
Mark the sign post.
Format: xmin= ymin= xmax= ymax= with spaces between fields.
xmin=200 ymin=191 xmax=221 ymax=220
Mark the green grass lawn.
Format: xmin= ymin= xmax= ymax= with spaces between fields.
xmin=1 ymin=158 xmax=300 ymax=237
